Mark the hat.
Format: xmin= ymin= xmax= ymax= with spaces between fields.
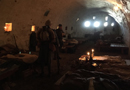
xmin=58 ymin=24 xmax=62 ymax=26
xmin=45 ymin=20 xmax=51 ymax=26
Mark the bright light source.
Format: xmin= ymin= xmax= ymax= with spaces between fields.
xmin=93 ymin=16 xmax=96 ymax=19
xmin=111 ymin=23 xmax=114 ymax=26
xmin=87 ymin=52 xmax=90 ymax=56
xmin=92 ymin=49 xmax=94 ymax=53
xmin=31 ymin=25 xmax=35 ymax=32
xmin=114 ymin=6 xmax=119 ymax=11
xmin=94 ymin=21 xmax=100 ymax=27
xmin=104 ymin=22 xmax=108 ymax=27
xmin=84 ymin=21 xmax=90 ymax=27
xmin=105 ymin=16 xmax=108 ymax=21
xmin=4 ymin=23 xmax=12 ymax=32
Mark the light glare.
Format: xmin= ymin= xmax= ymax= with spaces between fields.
xmin=94 ymin=21 xmax=100 ymax=27
xmin=114 ymin=6 xmax=119 ymax=11
xmin=84 ymin=21 xmax=90 ymax=27
xmin=87 ymin=52 xmax=90 ymax=56
xmin=104 ymin=22 xmax=108 ymax=27
xmin=93 ymin=16 xmax=96 ymax=19
xmin=105 ymin=16 xmax=108 ymax=21
xmin=111 ymin=23 xmax=114 ymax=26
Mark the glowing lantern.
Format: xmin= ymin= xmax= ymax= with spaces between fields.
xmin=31 ymin=25 xmax=35 ymax=32
xmin=4 ymin=23 xmax=12 ymax=32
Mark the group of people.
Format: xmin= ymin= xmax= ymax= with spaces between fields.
xmin=36 ymin=20 xmax=65 ymax=77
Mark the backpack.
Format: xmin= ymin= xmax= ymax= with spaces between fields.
xmin=38 ymin=26 xmax=50 ymax=42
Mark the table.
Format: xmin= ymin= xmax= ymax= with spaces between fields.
xmin=110 ymin=43 xmax=129 ymax=54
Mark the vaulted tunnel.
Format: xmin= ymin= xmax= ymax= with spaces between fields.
xmin=0 ymin=0 xmax=130 ymax=52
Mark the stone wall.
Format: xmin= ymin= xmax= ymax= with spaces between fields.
xmin=0 ymin=0 xmax=129 ymax=50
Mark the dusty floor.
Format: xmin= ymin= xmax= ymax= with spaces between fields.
xmin=10 ymin=41 xmax=130 ymax=90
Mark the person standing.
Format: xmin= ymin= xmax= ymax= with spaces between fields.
xmin=52 ymin=29 xmax=61 ymax=73
xmin=56 ymin=24 xmax=65 ymax=50
xmin=37 ymin=20 xmax=55 ymax=77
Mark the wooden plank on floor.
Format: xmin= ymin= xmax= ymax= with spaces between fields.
xmin=88 ymin=77 xmax=95 ymax=90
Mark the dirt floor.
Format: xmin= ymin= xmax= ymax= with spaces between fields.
xmin=8 ymin=41 xmax=130 ymax=90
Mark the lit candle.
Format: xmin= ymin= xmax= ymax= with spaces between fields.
xmin=87 ymin=52 xmax=90 ymax=60
xmin=92 ymin=63 xmax=97 ymax=67
xmin=91 ymin=49 xmax=94 ymax=58
xmin=92 ymin=49 xmax=94 ymax=53
xmin=87 ymin=52 xmax=90 ymax=56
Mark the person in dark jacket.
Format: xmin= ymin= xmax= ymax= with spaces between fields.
xmin=56 ymin=24 xmax=64 ymax=50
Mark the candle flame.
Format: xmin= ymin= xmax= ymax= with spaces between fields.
xmin=92 ymin=49 xmax=94 ymax=52
xmin=4 ymin=26 xmax=7 ymax=29
xmin=87 ymin=52 xmax=90 ymax=56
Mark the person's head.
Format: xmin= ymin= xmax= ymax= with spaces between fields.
xmin=45 ymin=20 xmax=51 ymax=26
xmin=58 ymin=24 xmax=62 ymax=29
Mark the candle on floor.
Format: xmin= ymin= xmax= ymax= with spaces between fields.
xmin=92 ymin=63 xmax=97 ymax=67
xmin=87 ymin=52 xmax=90 ymax=56
xmin=92 ymin=49 xmax=94 ymax=53
xmin=91 ymin=49 xmax=94 ymax=58
xmin=87 ymin=52 xmax=90 ymax=60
